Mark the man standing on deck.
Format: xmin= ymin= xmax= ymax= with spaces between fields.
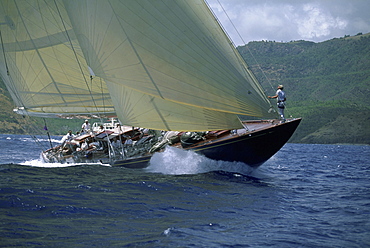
xmin=268 ymin=85 xmax=286 ymax=123
xmin=81 ymin=119 xmax=91 ymax=133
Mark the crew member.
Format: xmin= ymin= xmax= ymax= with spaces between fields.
xmin=81 ymin=119 xmax=91 ymax=133
xmin=268 ymin=85 xmax=286 ymax=123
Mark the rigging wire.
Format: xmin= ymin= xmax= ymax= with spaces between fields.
xmin=54 ymin=0 xmax=119 ymax=160
xmin=53 ymin=0 xmax=104 ymax=124
xmin=91 ymin=76 xmax=117 ymax=161
xmin=100 ymin=77 xmax=106 ymax=117
xmin=206 ymin=0 xmax=268 ymax=101
xmin=212 ymin=0 xmax=292 ymax=117
xmin=0 ymin=30 xmax=9 ymax=75
xmin=0 ymin=15 xmax=52 ymax=151
xmin=213 ymin=0 xmax=275 ymax=92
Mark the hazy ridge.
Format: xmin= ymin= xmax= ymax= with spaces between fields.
xmin=239 ymin=33 xmax=370 ymax=144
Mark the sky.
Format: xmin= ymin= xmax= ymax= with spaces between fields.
xmin=207 ymin=0 xmax=370 ymax=45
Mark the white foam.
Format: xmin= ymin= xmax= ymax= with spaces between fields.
xmin=163 ymin=227 xmax=173 ymax=236
xmin=21 ymin=159 xmax=110 ymax=168
xmin=8 ymin=136 xmax=62 ymax=144
xmin=147 ymin=146 xmax=254 ymax=175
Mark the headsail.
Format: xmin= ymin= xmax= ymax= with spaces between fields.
xmin=62 ymin=0 xmax=275 ymax=130
xmin=0 ymin=0 xmax=115 ymax=118
xmin=105 ymin=83 xmax=244 ymax=131
xmin=1 ymin=0 xmax=276 ymax=131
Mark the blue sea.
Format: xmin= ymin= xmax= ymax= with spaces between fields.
xmin=1 ymin=134 xmax=369 ymax=247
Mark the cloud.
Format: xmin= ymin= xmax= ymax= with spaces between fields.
xmin=296 ymin=3 xmax=348 ymax=39
xmin=207 ymin=0 xmax=370 ymax=45
xmin=237 ymin=3 xmax=298 ymax=41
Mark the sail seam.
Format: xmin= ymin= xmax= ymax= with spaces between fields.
xmin=14 ymin=1 xmax=68 ymax=106
xmin=108 ymin=1 xmax=165 ymax=100
xmin=53 ymin=0 xmax=104 ymax=122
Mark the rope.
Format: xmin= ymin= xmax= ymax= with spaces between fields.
xmin=53 ymin=0 xmax=104 ymax=124
xmin=211 ymin=0 xmax=293 ymax=118
xmin=214 ymin=0 xmax=275 ymax=92
xmin=0 ymin=14 xmax=52 ymax=150
xmin=54 ymin=1 xmax=117 ymax=160
xmin=0 ymin=30 xmax=9 ymax=75
xmin=100 ymin=77 xmax=106 ymax=117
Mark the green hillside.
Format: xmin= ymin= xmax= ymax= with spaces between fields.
xmin=0 ymin=33 xmax=369 ymax=144
xmin=0 ymin=78 xmax=83 ymax=136
xmin=238 ymin=33 xmax=370 ymax=144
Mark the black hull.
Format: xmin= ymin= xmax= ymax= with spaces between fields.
xmin=192 ymin=118 xmax=301 ymax=167
xmin=112 ymin=155 xmax=152 ymax=169
xmin=112 ymin=118 xmax=301 ymax=169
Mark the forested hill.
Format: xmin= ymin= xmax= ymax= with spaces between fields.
xmin=0 ymin=78 xmax=82 ymax=136
xmin=0 ymin=33 xmax=369 ymax=144
xmin=238 ymin=33 xmax=370 ymax=144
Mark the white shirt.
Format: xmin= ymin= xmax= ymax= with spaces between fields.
xmin=61 ymin=133 xmax=74 ymax=143
xmin=82 ymin=122 xmax=90 ymax=131
xmin=276 ymin=89 xmax=286 ymax=102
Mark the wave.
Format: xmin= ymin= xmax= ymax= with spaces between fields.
xmin=146 ymin=146 xmax=255 ymax=175
xmin=20 ymin=159 xmax=110 ymax=168
xmin=4 ymin=135 xmax=62 ymax=144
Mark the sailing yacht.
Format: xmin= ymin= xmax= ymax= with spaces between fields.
xmin=0 ymin=0 xmax=300 ymax=168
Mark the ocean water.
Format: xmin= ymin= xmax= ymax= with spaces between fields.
xmin=0 ymin=134 xmax=369 ymax=247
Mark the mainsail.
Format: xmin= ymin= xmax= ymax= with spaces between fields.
xmin=1 ymin=0 xmax=276 ymax=131
xmin=0 ymin=0 xmax=114 ymax=118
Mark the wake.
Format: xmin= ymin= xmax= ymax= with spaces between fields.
xmin=21 ymin=159 xmax=110 ymax=168
xmin=146 ymin=146 xmax=255 ymax=175
xmin=21 ymin=146 xmax=256 ymax=175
